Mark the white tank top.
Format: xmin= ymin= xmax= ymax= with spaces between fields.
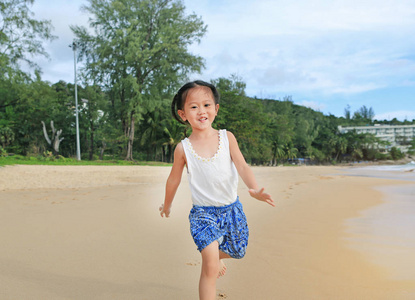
xmin=182 ymin=129 xmax=238 ymax=206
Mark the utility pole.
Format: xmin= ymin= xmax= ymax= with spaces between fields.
xmin=71 ymin=42 xmax=81 ymax=160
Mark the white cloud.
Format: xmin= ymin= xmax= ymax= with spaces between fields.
xmin=28 ymin=0 xmax=415 ymax=120
xmin=375 ymin=111 xmax=415 ymax=121
xmin=190 ymin=0 xmax=415 ymax=38
xmin=330 ymin=83 xmax=383 ymax=95
xmin=298 ymin=100 xmax=326 ymax=112
xmin=186 ymin=0 xmax=415 ymax=99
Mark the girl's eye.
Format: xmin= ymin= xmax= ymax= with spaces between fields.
xmin=205 ymin=104 xmax=210 ymax=107
xmin=191 ymin=106 xmax=197 ymax=109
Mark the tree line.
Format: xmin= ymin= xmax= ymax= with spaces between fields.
xmin=1 ymin=0 xmax=414 ymax=164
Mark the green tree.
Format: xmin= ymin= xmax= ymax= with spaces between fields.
xmin=18 ymin=76 xmax=67 ymax=155
xmin=390 ymin=147 xmax=405 ymax=160
xmin=0 ymin=126 xmax=14 ymax=149
xmin=271 ymin=139 xmax=285 ymax=165
xmin=72 ymin=0 xmax=206 ymax=160
xmin=78 ymin=84 xmax=108 ymax=160
xmin=341 ymin=131 xmax=384 ymax=162
xmin=344 ymin=104 xmax=351 ymax=120
xmin=162 ymin=118 xmax=185 ymax=163
xmin=261 ymin=97 xmax=296 ymax=165
xmin=212 ymin=74 xmax=246 ymax=97
xmin=312 ymin=114 xmax=342 ymax=162
xmin=284 ymin=144 xmax=298 ymax=161
xmin=294 ymin=117 xmax=320 ymax=159
xmin=0 ymin=0 xmax=56 ymax=69
xmin=1 ymin=0 xmax=56 ymax=155
xmin=353 ymin=105 xmax=375 ymax=123
xmin=140 ymin=101 xmax=166 ymax=160
xmin=334 ymin=136 xmax=348 ymax=161
xmin=213 ymin=75 xmax=270 ymax=164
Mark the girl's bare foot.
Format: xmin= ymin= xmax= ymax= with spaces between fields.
xmin=218 ymin=259 xmax=227 ymax=278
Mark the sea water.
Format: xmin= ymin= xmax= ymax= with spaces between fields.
xmin=343 ymin=161 xmax=415 ymax=182
xmin=342 ymin=162 xmax=415 ymax=281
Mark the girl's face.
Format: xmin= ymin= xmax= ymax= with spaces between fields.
xmin=178 ymin=86 xmax=219 ymax=131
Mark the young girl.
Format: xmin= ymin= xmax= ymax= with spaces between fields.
xmin=160 ymin=80 xmax=274 ymax=300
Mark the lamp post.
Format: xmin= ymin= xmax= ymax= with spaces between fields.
xmin=70 ymin=42 xmax=81 ymax=160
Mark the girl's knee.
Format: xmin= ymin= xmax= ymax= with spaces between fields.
xmin=201 ymin=260 xmax=219 ymax=278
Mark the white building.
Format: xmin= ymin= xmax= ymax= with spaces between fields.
xmin=338 ymin=124 xmax=415 ymax=152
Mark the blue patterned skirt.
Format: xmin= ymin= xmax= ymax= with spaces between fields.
xmin=189 ymin=198 xmax=249 ymax=259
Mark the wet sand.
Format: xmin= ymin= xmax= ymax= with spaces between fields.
xmin=0 ymin=165 xmax=414 ymax=299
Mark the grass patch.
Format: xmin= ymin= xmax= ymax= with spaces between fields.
xmin=0 ymin=155 xmax=172 ymax=167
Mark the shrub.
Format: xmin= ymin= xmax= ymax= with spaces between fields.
xmin=0 ymin=147 xmax=6 ymax=157
xmin=390 ymin=147 xmax=405 ymax=160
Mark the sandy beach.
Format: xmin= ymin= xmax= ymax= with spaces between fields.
xmin=1 ymin=164 xmax=414 ymax=299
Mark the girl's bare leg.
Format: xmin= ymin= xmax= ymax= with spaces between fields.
xmin=218 ymin=251 xmax=231 ymax=278
xmin=218 ymin=260 xmax=226 ymax=278
xmin=200 ymin=241 xmax=220 ymax=300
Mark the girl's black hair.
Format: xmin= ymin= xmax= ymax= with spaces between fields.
xmin=171 ymin=80 xmax=220 ymax=125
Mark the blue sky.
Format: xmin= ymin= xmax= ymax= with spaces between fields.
xmin=31 ymin=0 xmax=415 ymax=121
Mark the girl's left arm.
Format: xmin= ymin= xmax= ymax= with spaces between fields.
xmin=227 ymin=131 xmax=275 ymax=207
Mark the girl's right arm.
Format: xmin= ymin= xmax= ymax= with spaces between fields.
xmin=160 ymin=142 xmax=186 ymax=218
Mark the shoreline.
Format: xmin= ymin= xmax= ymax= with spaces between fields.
xmin=1 ymin=165 xmax=414 ymax=299
xmin=341 ymin=166 xmax=415 ymax=282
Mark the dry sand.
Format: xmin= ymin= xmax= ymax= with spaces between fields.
xmin=0 ymin=165 xmax=414 ymax=299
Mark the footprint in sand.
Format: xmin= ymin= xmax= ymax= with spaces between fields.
xmin=185 ymin=261 xmax=200 ymax=266
xmin=218 ymin=292 xmax=227 ymax=298
xmin=318 ymin=176 xmax=333 ymax=180
xmin=281 ymin=188 xmax=292 ymax=199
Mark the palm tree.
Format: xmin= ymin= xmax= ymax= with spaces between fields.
xmin=162 ymin=119 xmax=186 ymax=163
xmin=140 ymin=108 xmax=165 ymax=161
xmin=272 ymin=140 xmax=286 ymax=166
xmin=284 ymin=145 xmax=298 ymax=161
xmin=335 ymin=136 xmax=347 ymax=161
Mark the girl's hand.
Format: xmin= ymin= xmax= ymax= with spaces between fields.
xmin=159 ymin=203 xmax=171 ymax=217
xmin=249 ymin=188 xmax=275 ymax=207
